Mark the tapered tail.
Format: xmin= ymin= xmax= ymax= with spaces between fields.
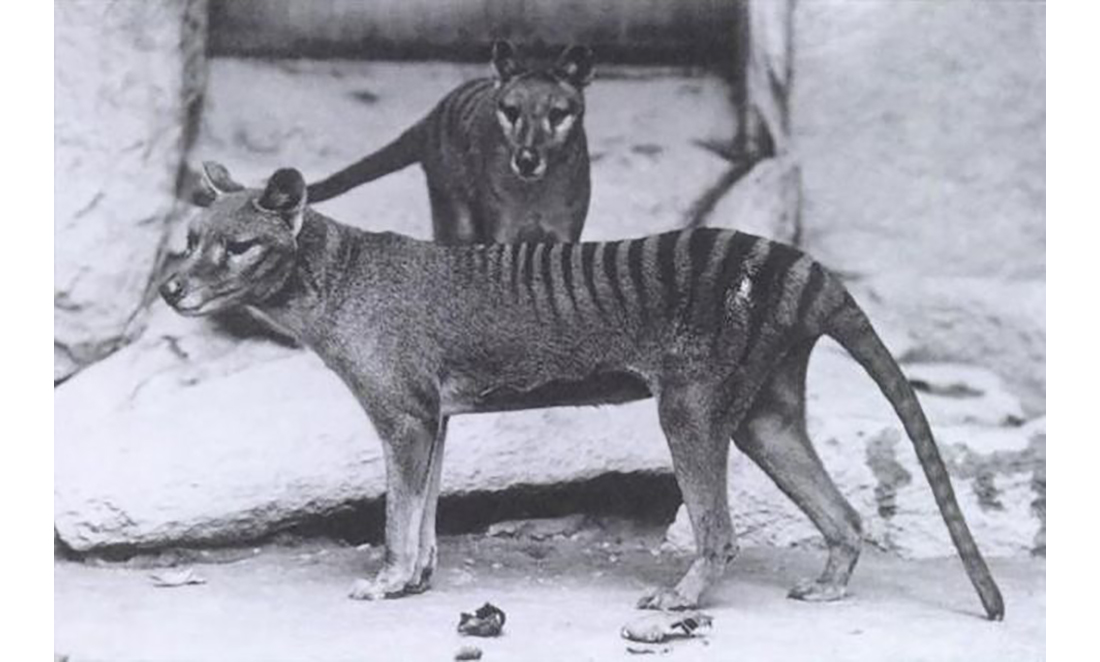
xmin=305 ymin=122 xmax=426 ymax=203
xmin=825 ymin=292 xmax=1005 ymax=621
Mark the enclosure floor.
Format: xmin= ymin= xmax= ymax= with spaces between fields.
xmin=55 ymin=532 xmax=1044 ymax=662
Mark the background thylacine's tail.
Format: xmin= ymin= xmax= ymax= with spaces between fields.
xmin=305 ymin=122 xmax=427 ymax=203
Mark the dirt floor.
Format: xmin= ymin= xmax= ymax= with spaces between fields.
xmin=55 ymin=520 xmax=1044 ymax=662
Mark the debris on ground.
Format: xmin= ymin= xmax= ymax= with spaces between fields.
xmin=148 ymin=568 xmax=206 ymax=588
xmin=620 ymin=611 xmax=713 ymax=644
xmin=454 ymin=644 xmax=483 ymax=660
xmin=486 ymin=514 xmax=589 ymax=540
xmin=457 ymin=602 xmax=507 ymax=637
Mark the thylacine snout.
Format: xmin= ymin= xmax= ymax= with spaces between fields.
xmin=160 ymin=163 xmax=304 ymax=315
xmin=510 ymin=146 xmax=544 ymax=180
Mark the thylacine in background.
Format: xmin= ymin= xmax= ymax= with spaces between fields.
xmin=307 ymin=40 xmax=594 ymax=244
xmin=161 ymin=163 xmax=1005 ymax=621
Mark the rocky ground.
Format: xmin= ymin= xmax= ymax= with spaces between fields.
xmin=54 ymin=517 xmax=1044 ymax=662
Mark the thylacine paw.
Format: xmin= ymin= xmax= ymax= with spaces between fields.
xmin=787 ymin=579 xmax=848 ymax=602
xmin=636 ymin=586 xmax=698 ymax=611
xmin=348 ymin=568 xmax=425 ymax=601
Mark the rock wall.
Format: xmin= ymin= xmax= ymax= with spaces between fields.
xmin=791 ymin=0 xmax=1045 ymax=412
xmin=54 ymin=0 xmax=207 ymax=381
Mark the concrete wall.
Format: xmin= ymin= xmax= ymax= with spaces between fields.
xmin=792 ymin=0 xmax=1045 ymax=412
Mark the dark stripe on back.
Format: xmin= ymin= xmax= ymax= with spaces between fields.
xmin=738 ymin=243 xmax=803 ymax=363
xmin=581 ymin=243 xmax=606 ymax=318
xmin=603 ymin=242 xmax=628 ymax=315
xmin=561 ymin=244 xmax=577 ymax=313
xmin=508 ymin=243 xmax=522 ymax=301
xmin=523 ymin=241 xmax=541 ymax=321
xmin=522 ymin=243 xmax=538 ymax=304
xmin=445 ymin=79 xmax=488 ymax=124
xmin=795 ymin=262 xmax=825 ymax=326
xmin=688 ymin=230 xmax=720 ymax=298
xmin=655 ymin=231 xmax=680 ymax=316
xmin=705 ymin=233 xmax=756 ymax=329
xmin=627 ymin=239 xmax=649 ymax=325
xmin=541 ymin=243 xmax=561 ymax=323
xmin=454 ymin=80 xmax=493 ymax=128
xmin=487 ymin=243 xmax=504 ymax=285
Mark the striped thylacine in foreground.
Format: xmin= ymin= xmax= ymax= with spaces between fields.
xmin=160 ymin=163 xmax=1005 ymax=621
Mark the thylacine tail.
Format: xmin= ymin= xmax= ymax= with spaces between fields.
xmin=823 ymin=290 xmax=1005 ymax=621
xmin=305 ymin=121 xmax=426 ymax=203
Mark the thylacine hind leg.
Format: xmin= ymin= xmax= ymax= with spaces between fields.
xmin=734 ymin=338 xmax=863 ymax=602
xmin=639 ymin=380 xmax=738 ymax=611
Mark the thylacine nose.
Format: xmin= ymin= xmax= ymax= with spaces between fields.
xmin=513 ymin=148 xmax=541 ymax=177
xmin=159 ymin=276 xmax=185 ymax=305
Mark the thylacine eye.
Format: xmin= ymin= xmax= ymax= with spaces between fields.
xmin=548 ymin=107 xmax=570 ymax=127
xmin=226 ymin=238 xmax=260 ymax=256
xmin=498 ymin=103 xmax=520 ymax=124
xmin=185 ymin=231 xmax=199 ymax=254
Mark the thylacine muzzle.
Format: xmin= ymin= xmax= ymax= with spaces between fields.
xmin=163 ymin=162 xmax=1005 ymax=622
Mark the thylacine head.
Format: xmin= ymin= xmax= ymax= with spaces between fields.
xmin=489 ymin=40 xmax=594 ymax=181
xmin=160 ymin=162 xmax=306 ymax=316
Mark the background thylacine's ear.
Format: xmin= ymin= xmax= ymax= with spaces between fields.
xmin=554 ymin=45 xmax=595 ymax=88
xmin=490 ymin=39 xmax=523 ymax=83
xmin=255 ymin=168 xmax=306 ymax=237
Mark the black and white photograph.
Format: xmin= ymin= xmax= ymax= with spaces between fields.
xmin=49 ymin=0 xmax=1047 ymax=660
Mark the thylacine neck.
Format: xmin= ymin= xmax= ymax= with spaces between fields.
xmin=249 ymin=208 xmax=385 ymax=345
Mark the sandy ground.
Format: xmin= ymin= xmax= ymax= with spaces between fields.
xmin=55 ymin=522 xmax=1043 ymax=662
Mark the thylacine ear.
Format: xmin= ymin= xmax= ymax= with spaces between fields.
xmin=490 ymin=39 xmax=523 ymax=84
xmin=192 ymin=161 xmax=244 ymax=206
xmin=255 ymin=168 xmax=306 ymax=237
xmin=200 ymin=161 xmax=244 ymax=198
xmin=554 ymin=45 xmax=595 ymax=88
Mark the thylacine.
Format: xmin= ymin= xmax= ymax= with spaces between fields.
xmin=306 ymin=40 xmax=594 ymax=244
xmin=161 ymin=163 xmax=1005 ymax=620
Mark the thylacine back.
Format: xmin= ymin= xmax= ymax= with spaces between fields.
xmin=307 ymin=41 xmax=593 ymax=244
xmin=162 ymin=164 xmax=1004 ymax=621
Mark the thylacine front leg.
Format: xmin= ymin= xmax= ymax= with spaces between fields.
xmin=409 ymin=416 xmax=448 ymax=592
xmin=349 ymin=394 xmax=445 ymax=600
